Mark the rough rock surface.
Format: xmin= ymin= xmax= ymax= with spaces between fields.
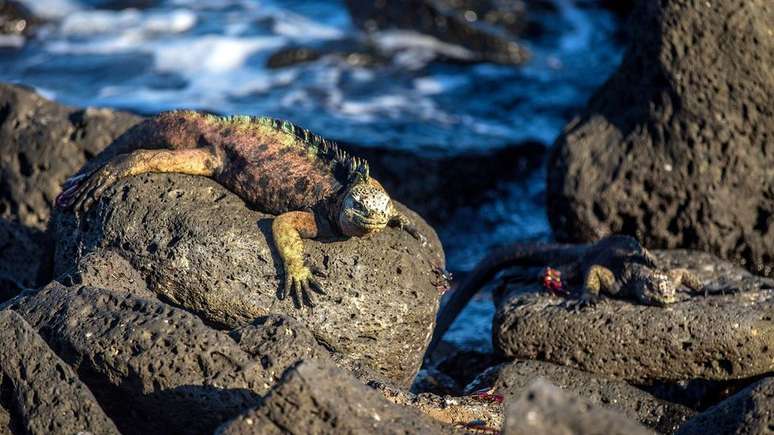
xmin=216 ymin=361 xmax=461 ymax=435
xmin=53 ymin=172 xmax=445 ymax=388
xmin=546 ymin=0 xmax=774 ymax=277
xmin=229 ymin=314 xmax=336 ymax=381
xmin=3 ymin=283 xmax=337 ymax=435
xmin=0 ymin=310 xmax=119 ymax=434
xmin=494 ymin=250 xmax=774 ymax=382
xmin=0 ymin=83 xmax=141 ymax=229
xmin=677 ymin=377 xmax=774 ymax=435
xmin=0 ymin=219 xmax=49 ymax=303
xmin=480 ymin=359 xmax=694 ymax=433
xmin=504 ymin=379 xmax=655 ymax=435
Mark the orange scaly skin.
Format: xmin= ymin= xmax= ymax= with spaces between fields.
xmin=56 ymin=110 xmax=425 ymax=308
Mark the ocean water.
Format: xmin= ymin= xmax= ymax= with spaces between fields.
xmin=0 ymin=0 xmax=624 ymax=352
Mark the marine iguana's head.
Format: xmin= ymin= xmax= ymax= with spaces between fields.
xmin=338 ymin=178 xmax=395 ymax=237
xmin=633 ymin=269 xmax=677 ymax=306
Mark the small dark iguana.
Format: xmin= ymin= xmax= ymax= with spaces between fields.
xmin=55 ymin=111 xmax=425 ymax=308
xmin=428 ymin=235 xmax=703 ymax=355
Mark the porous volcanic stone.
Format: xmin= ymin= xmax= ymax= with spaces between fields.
xmin=229 ymin=314 xmax=336 ymax=381
xmin=494 ymin=250 xmax=774 ymax=383
xmin=0 ymin=83 xmax=141 ymax=229
xmin=3 ymin=283 xmax=334 ymax=435
xmin=485 ymin=359 xmax=694 ymax=433
xmin=215 ymin=360 xmax=461 ymax=435
xmin=52 ymin=172 xmax=445 ymax=388
xmin=677 ymin=377 xmax=774 ymax=435
xmin=546 ymin=0 xmax=774 ymax=277
xmin=504 ymin=379 xmax=654 ymax=435
xmin=0 ymin=310 xmax=119 ymax=435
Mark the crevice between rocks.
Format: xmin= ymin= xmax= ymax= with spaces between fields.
xmin=0 ymin=375 xmax=23 ymax=435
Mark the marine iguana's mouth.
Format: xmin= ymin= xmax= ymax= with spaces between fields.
xmin=351 ymin=213 xmax=389 ymax=229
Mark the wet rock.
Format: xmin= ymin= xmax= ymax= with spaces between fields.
xmin=0 ymin=83 xmax=141 ymax=229
xmin=3 ymin=282 xmax=328 ymax=435
xmin=0 ymin=0 xmax=40 ymax=37
xmin=481 ymin=359 xmax=694 ymax=433
xmin=216 ymin=360 xmax=462 ymax=435
xmin=677 ymin=377 xmax=773 ymax=435
xmin=493 ymin=250 xmax=774 ymax=383
xmin=0 ymin=310 xmax=119 ymax=434
xmin=504 ymin=379 xmax=655 ymax=435
xmin=345 ymin=0 xmax=529 ymax=64
xmin=0 ymin=219 xmax=50 ymax=303
xmin=53 ymin=172 xmax=445 ymax=388
xmin=547 ymin=0 xmax=774 ymax=277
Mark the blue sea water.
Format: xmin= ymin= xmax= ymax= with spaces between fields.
xmin=0 ymin=0 xmax=624 ymax=352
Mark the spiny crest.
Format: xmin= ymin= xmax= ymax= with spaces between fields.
xmin=258 ymin=117 xmax=370 ymax=185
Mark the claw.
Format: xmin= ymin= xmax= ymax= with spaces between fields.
xmin=308 ymin=276 xmax=326 ymax=295
xmin=283 ymin=264 xmax=325 ymax=308
xmin=300 ymin=280 xmax=315 ymax=307
xmin=564 ymin=293 xmax=599 ymax=312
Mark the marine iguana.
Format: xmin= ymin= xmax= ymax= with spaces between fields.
xmin=55 ymin=111 xmax=425 ymax=308
xmin=427 ymin=235 xmax=703 ymax=355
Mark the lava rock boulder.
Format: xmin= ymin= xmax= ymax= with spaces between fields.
xmin=503 ymin=379 xmax=654 ymax=435
xmin=547 ymin=0 xmax=774 ymax=277
xmin=0 ymin=309 xmax=119 ymax=435
xmin=677 ymin=377 xmax=773 ymax=435
xmin=0 ymin=83 xmax=141 ymax=229
xmin=486 ymin=359 xmax=694 ymax=433
xmin=3 ymin=282 xmax=339 ymax=435
xmin=52 ymin=172 xmax=445 ymax=388
xmin=493 ymin=250 xmax=774 ymax=383
xmin=216 ymin=360 xmax=461 ymax=435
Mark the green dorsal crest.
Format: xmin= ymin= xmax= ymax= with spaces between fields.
xmin=258 ymin=117 xmax=370 ymax=186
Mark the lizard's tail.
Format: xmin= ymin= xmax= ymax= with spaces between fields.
xmin=425 ymin=241 xmax=580 ymax=360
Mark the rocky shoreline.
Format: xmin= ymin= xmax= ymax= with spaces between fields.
xmin=1 ymin=0 xmax=772 ymax=434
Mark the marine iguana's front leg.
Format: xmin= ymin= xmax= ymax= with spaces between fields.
xmin=567 ymin=265 xmax=617 ymax=310
xmin=667 ymin=268 xmax=703 ymax=294
xmin=388 ymin=212 xmax=427 ymax=245
xmin=57 ymin=148 xmax=223 ymax=212
xmin=272 ymin=211 xmax=326 ymax=308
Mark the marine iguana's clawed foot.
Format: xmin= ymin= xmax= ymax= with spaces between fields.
xmin=389 ymin=213 xmax=427 ymax=246
xmin=56 ymin=162 xmax=127 ymax=213
xmin=564 ymin=293 xmax=600 ymax=311
xmin=280 ymin=264 xmax=326 ymax=308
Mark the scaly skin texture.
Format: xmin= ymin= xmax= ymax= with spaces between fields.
xmin=428 ymin=235 xmax=703 ymax=356
xmin=56 ymin=111 xmax=425 ymax=308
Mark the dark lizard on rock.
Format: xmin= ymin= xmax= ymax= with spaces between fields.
xmin=427 ymin=235 xmax=703 ymax=355
xmin=55 ymin=111 xmax=425 ymax=308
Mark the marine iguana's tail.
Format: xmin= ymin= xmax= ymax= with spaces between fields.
xmin=426 ymin=241 xmax=585 ymax=359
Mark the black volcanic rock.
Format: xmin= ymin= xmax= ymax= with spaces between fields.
xmin=0 ymin=310 xmax=119 ymax=435
xmin=547 ymin=0 xmax=774 ymax=277
xmin=493 ymin=250 xmax=774 ymax=383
